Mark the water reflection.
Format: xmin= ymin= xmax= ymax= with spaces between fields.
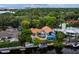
xmin=1 ymin=47 xmax=79 ymax=54
xmin=38 ymin=48 xmax=47 ymax=54
xmin=10 ymin=49 xmax=21 ymax=54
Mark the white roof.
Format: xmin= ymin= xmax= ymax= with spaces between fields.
xmin=65 ymin=30 xmax=77 ymax=33
xmin=65 ymin=27 xmax=79 ymax=33
xmin=54 ymin=27 xmax=79 ymax=34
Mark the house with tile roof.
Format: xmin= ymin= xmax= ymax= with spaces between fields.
xmin=31 ymin=26 xmax=56 ymax=40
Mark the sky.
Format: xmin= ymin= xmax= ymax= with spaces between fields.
xmin=0 ymin=4 xmax=79 ymax=9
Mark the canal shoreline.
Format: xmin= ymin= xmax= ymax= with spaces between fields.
xmin=0 ymin=43 xmax=79 ymax=54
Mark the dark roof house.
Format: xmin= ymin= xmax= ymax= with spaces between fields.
xmin=0 ymin=27 xmax=20 ymax=39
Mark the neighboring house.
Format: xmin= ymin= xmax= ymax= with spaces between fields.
xmin=65 ymin=20 xmax=79 ymax=24
xmin=31 ymin=26 xmax=56 ymax=40
xmin=0 ymin=27 xmax=20 ymax=42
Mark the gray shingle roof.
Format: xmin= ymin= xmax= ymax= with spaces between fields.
xmin=0 ymin=28 xmax=20 ymax=38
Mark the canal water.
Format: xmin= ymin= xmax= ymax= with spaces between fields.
xmin=1 ymin=47 xmax=79 ymax=54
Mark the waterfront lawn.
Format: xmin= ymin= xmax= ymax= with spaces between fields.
xmin=32 ymin=38 xmax=46 ymax=45
xmin=0 ymin=41 xmax=20 ymax=48
xmin=32 ymin=37 xmax=55 ymax=45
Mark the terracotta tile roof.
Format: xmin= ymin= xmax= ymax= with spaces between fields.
xmin=31 ymin=26 xmax=53 ymax=33
xmin=66 ymin=20 xmax=79 ymax=24
xmin=41 ymin=26 xmax=52 ymax=33
xmin=31 ymin=28 xmax=41 ymax=33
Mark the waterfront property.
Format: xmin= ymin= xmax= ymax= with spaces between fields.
xmin=0 ymin=27 xmax=20 ymax=42
xmin=54 ymin=22 xmax=79 ymax=47
xmin=31 ymin=26 xmax=56 ymax=40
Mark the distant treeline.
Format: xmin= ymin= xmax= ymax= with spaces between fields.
xmin=0 ymin=8 xmax=79 ymax=30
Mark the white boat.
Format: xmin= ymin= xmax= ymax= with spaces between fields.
xmin=72 ymin=43 xmax=79 ymax=47
xmin=1 ymin=50 xmax=10 ymax=53
xmin=38 ymin=44 xmax=47 ymax=48
xmin=20 ymin=48 xmax=26 ymax=51
xmin=25 ymin=43 xmax=34 ymax=48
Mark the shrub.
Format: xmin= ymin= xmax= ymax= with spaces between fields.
xmin=53 ymin=40 xmax=64 ymax=48
xmin=0 ymin=41 xmax=10 ymax=48
xmin=32 ymin=38 xmax=47 ymax=45
xmin=53 ymin=31 xmax=65 ymax=48
xmin=55 ymin=31 xmax=65 ymax=42
xmin=9 ymin=41 xmax=20 ymax=47
xmin=0 ymin=41 xmax=20 ymax=48
xmin=19 ymin=29 xmax=32 ymax=46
